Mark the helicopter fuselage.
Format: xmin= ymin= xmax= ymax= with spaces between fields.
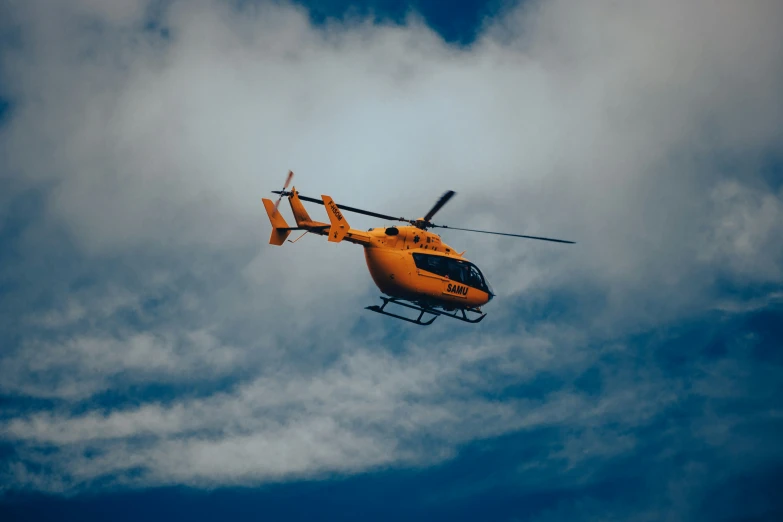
xmin=361 ymin=226 xmax=494 ymax=309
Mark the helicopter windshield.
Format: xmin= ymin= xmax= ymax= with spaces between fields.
xmin=412 ymin=253 xmax=493 ymax=296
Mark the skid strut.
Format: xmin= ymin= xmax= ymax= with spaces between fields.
xmin=365 ymin=297 xmax=437 ymax=326
xmin=365 ymin=297 xmax=487 ymax=326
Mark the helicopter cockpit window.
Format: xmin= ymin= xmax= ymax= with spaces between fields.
xmin=413 ymin=253 xmax=490 ymax=293
xmin=467 ymin=265 xmax=484 ymax=289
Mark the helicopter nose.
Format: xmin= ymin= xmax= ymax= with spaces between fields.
xmin=485 ymin=281 xmax=495 ymax=301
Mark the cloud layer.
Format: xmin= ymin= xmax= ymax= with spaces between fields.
xmin=1 ymin=0 xmax=782 ymax=516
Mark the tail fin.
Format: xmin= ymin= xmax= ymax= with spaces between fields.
xmin=322 ymin=195 xmax=349 ymax=243
xmin=262 ymin=198 xmax=293 ymax=246
xmin=288 ymin=188 xmax=315 ymax=226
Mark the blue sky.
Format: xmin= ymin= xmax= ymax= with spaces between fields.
xmin=1 ymin=0 xmax=783 ymax=521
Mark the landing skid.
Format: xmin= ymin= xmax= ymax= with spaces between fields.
xmin=365 ymin=297 xmax=487 ymax=326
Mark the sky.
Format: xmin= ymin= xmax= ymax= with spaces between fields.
xmin=1 ymin=0 xmax=782 ymax=520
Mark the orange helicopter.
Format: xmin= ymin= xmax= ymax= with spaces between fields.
xmin=262 ymin=171 xmax=575 ymax=325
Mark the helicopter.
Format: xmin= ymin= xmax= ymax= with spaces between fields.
xmin=262 ymin=171 xmax=575 ymax=325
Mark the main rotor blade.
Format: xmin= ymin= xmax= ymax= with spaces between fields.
xmin=423 ymin=190 xmax=456 ymax=222
xmin=432 ymin=224 xmax=575 ymax=244
xmin=272 ymin=191 xmax=407 ymax=223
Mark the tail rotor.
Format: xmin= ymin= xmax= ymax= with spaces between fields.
xmin=274 ymin=170 xmax=294 ymax=210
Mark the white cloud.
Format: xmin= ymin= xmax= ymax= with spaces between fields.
xmin=1 ymin=0 xmax=782 ymax=495
xmin=702 ymin=181 xmax=783 ymax=281
xmin=2 ymin=327 xmax=674 ymax=490
xmin=0 ymin=328 xmax=244 ymax=400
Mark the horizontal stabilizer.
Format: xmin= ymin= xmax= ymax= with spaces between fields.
xmin=276 ymin=226 xmax=328 ymax=232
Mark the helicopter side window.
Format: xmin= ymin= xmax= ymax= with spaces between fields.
xmin=427 ymin=256 xmax=447 ymax=277
xmin=413 ymin=253 xmax=450 ymax=278
xmin=447 ymin=260 xmax=468 ymax=284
